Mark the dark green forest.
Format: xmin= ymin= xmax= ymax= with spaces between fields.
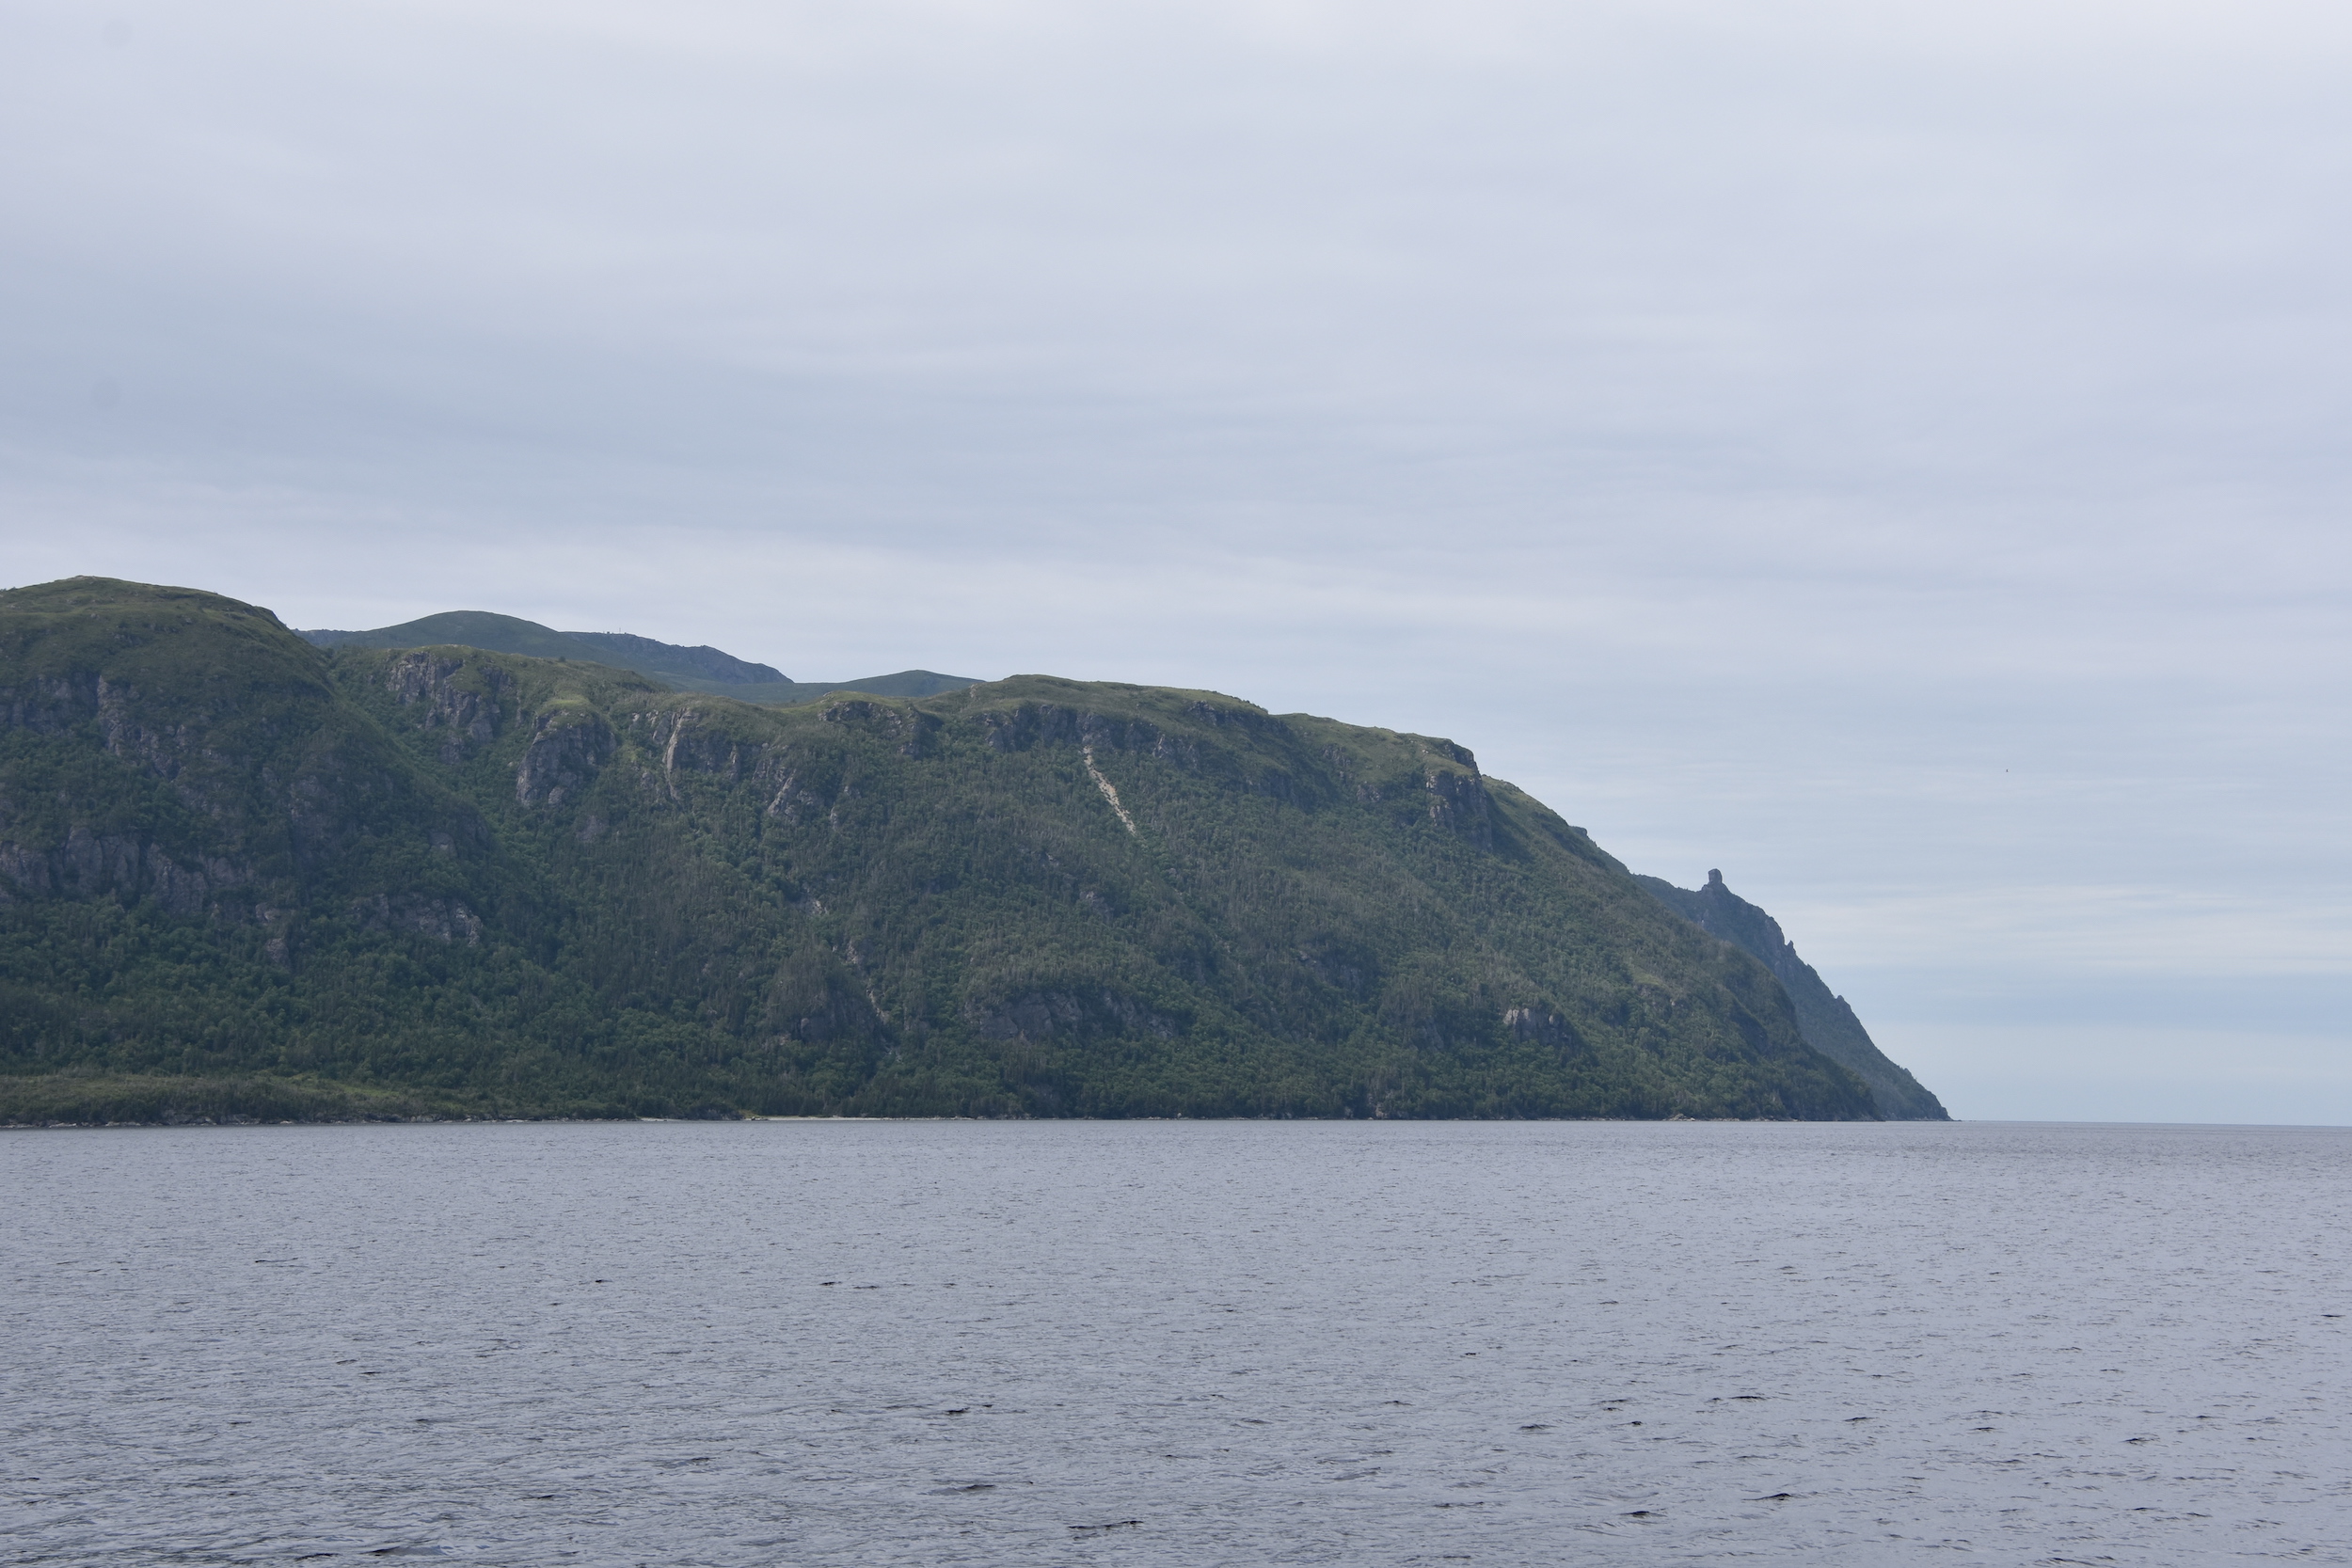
xmin=0 ymin=577 xmax=1904 ymax=1124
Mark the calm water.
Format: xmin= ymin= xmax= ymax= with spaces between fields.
xmin=5 ymin=1119 xmax=2347 ymax=1565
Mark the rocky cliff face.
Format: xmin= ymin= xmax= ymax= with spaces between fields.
xmin=1637 ymin=870 xmax=1948 ymax=1120
xmin=0 ymin=580 xmax=490 ymax=935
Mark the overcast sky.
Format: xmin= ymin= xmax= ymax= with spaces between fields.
xmin=6 ymin=0 xmax=2346 ymax=1122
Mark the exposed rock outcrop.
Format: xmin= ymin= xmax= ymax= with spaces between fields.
xmin=516 ymin=711 xmax=616 ymax=806
xmin=0 ymin=831 xmax=249 ymax=913
xmin=383 ymin=651 xmax=510 ymax=765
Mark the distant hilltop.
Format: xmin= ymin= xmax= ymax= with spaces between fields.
xmin=296 ymin=610 xmax=981 ymax=706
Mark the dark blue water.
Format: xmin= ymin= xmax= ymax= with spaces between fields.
xmin=6 ymin=1119 xmax=2347 ymax=1564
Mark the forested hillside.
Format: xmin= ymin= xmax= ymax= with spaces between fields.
xmin=1 ymin=578 xmax=1896 ymax=1124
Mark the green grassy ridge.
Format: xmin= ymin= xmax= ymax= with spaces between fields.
xmin=0 ymin=1069 xmax=691 ymax=1126
xmin=0 ymin=578 xmax=1888 ymax=1122
xmin=0 ymin=1073 xmax=472 ymax=1127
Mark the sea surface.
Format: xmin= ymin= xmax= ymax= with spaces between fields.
xmin=5 ymin=1118 xmax=2347 ymax=1566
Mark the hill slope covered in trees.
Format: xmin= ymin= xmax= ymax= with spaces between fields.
xmin=0 ymin=578 xmax=1920 ymax=1124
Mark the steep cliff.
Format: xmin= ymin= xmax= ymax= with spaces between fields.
xmin=1637 ymin=870 xmax=1948 ymax=1119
